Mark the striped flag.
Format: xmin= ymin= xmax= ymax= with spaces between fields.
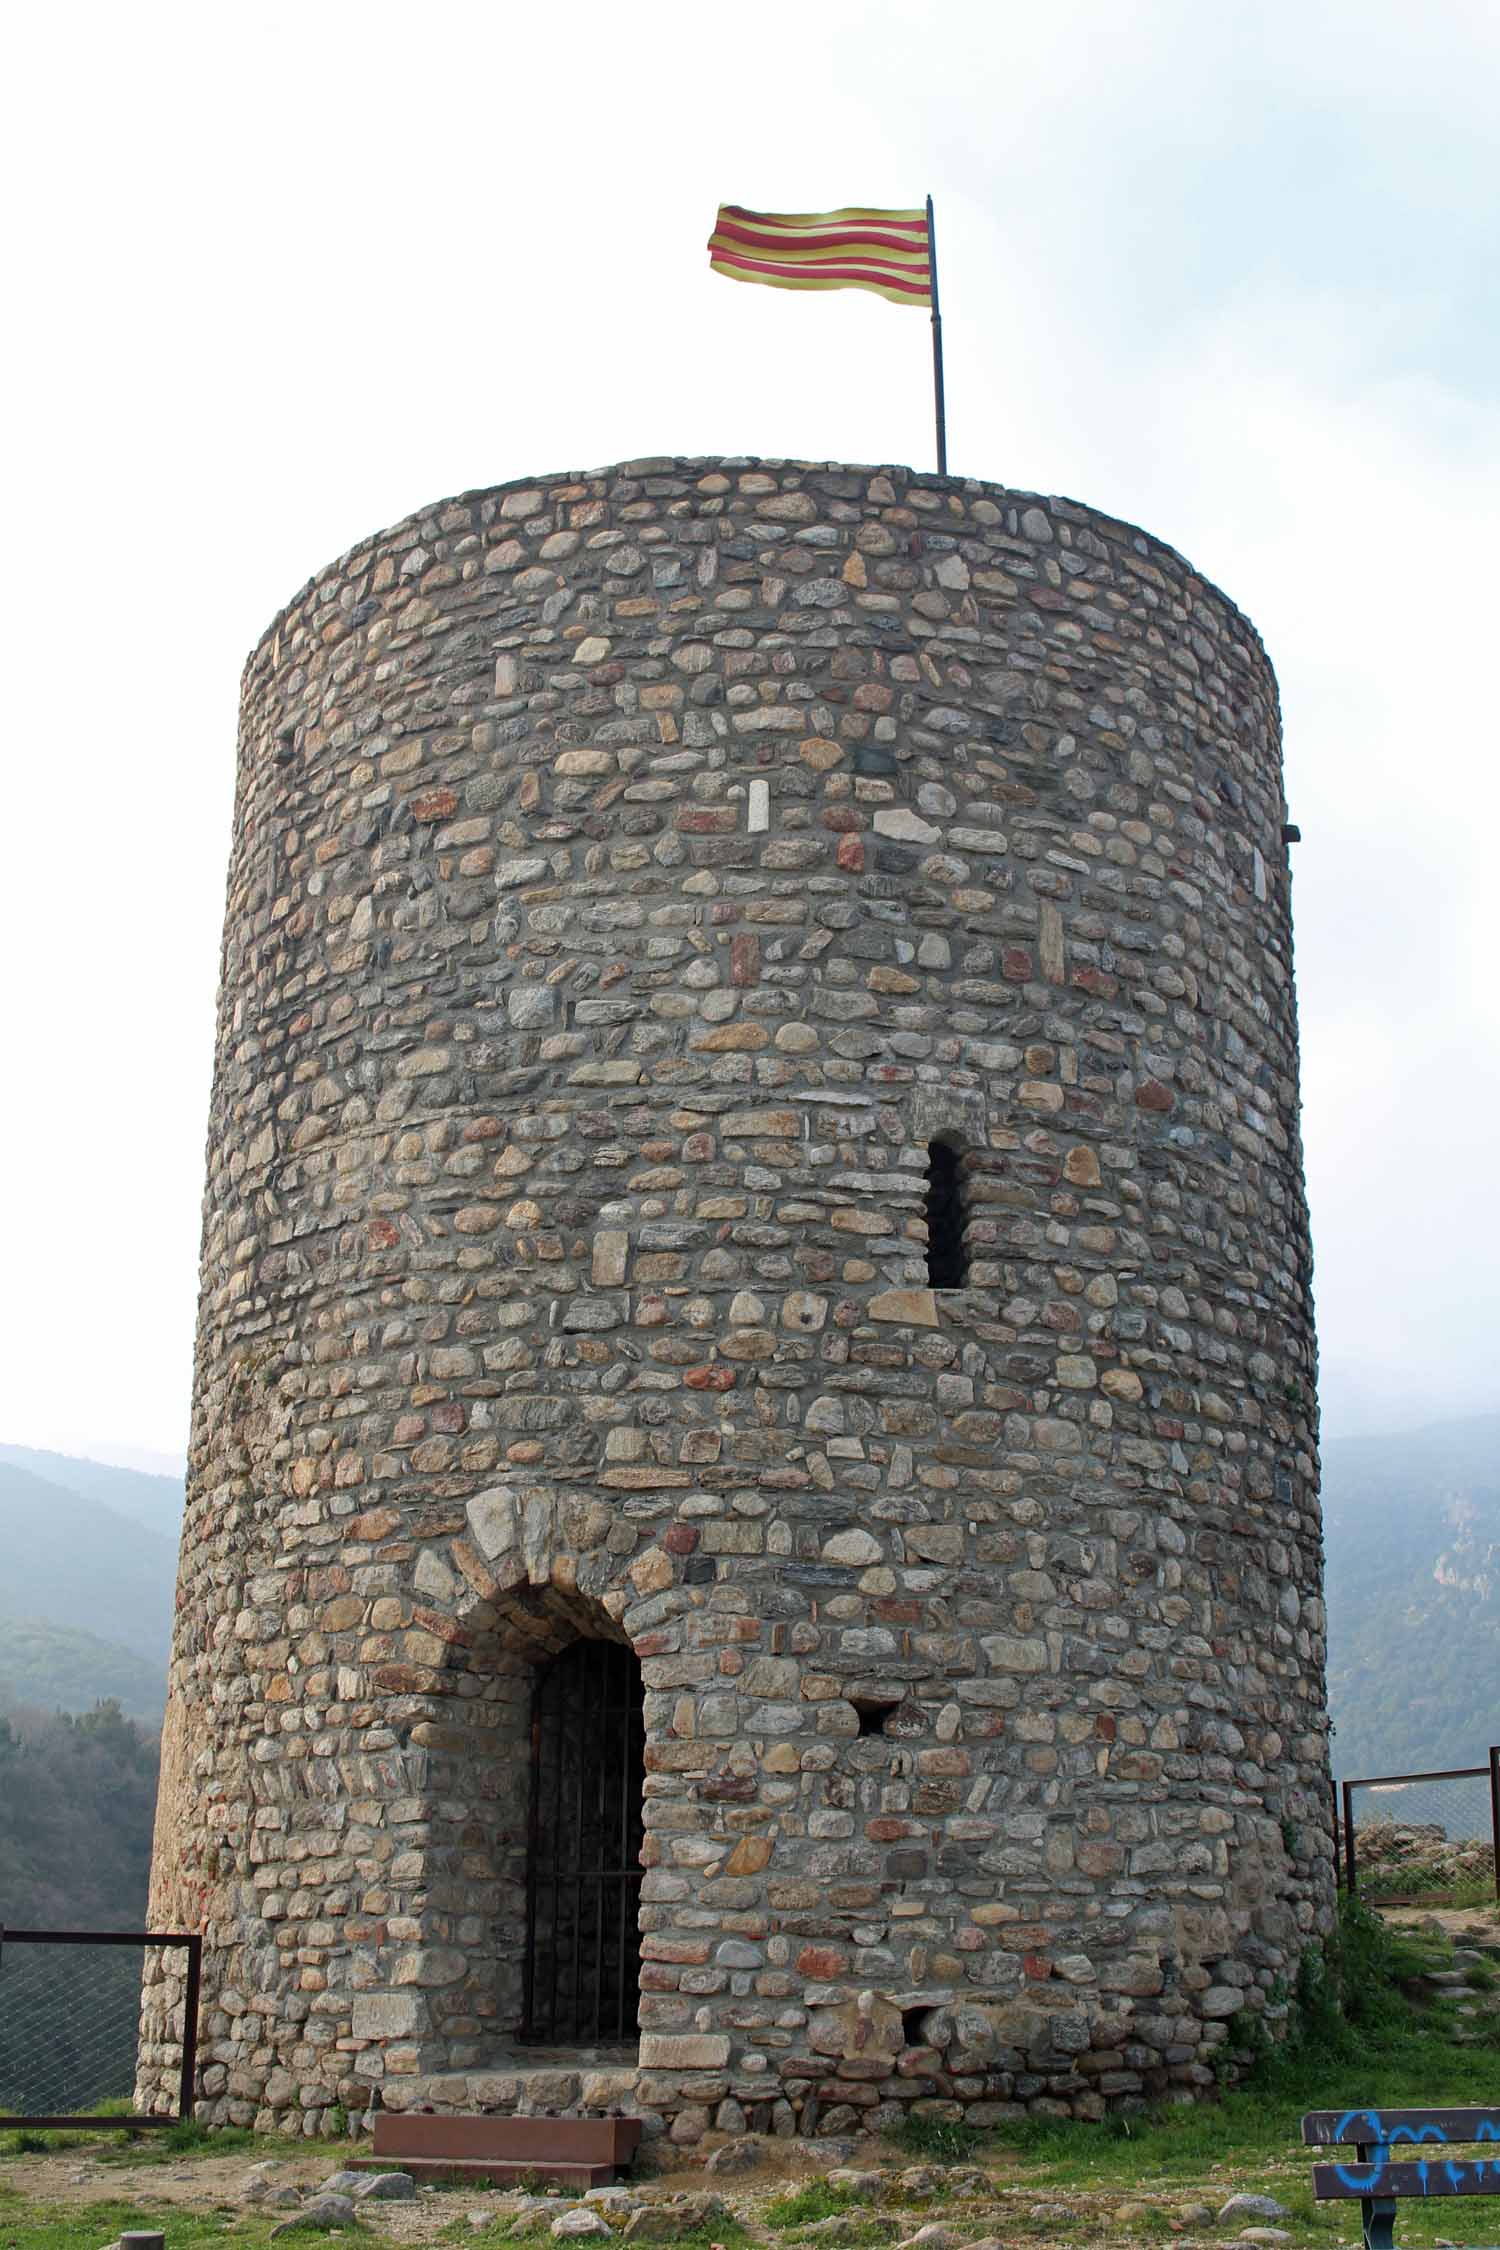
xmin=707 ymin=205 xmax=932 ymax=309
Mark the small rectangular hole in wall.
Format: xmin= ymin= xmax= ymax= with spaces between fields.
xmin=851 ymin=1696 xmax=903 ymax=1737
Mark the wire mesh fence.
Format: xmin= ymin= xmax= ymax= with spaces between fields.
xmin=1342 ymin=1753 xmax=1500 ymax=1906
xmin=0 ymin=1930 xmax=199 ymax=2127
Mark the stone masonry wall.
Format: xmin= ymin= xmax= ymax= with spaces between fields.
xmin=140 ymin=456 xmax=1329 ymax=2141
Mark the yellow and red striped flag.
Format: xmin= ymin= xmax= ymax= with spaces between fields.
xmin=707 ymin=204 xmax=932 ymax=309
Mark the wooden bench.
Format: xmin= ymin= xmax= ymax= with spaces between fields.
xmin=1304 ymin=2108 xmax=1500 ymax=2250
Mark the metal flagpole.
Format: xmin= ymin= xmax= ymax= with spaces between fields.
xmin=927 ymin=193 xmax=947 ymax=475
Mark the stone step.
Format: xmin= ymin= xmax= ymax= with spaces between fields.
xmin=355 ymin=2109 xmax=642 ymax=2191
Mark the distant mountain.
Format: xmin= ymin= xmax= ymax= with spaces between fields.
xmin=0 ymin=1442 xmax=183 ymax=1541
xmin=0 ymin=1459 xmax=177 ymax=1666
xmin=0 ymin=1612 xmax=167 ymax=1722
xmin=1324 ymin=1412 xmax=1500 ymax=1783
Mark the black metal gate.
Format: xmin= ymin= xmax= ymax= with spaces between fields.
xmin=1339 ymin=1751 xmax=1500 ymax=1904
xmin=521 ymin=1638 xmax=644 ymax=2045
xmin=0 ymin=1928 xmax=200 ymax=2127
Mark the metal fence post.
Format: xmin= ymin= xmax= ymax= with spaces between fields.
xmin=178 ymin=1933 xmax=202 ymax=2121
xmin=1490 ymin=1747 xmax=1500 ymax=1907
xmin=1342 ymin=1778 xmax=1357 ymax=1896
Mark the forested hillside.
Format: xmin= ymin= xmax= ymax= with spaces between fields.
xmin=0 ymin=1700 xmax=161 ymax=2116
xmin=0 ymin=1615 xmax=167 ymax=1722
xmin=0 ymin=1699 xmax=159 ymax=1927
xmin=0 ymin=1447 xmax=179 ymax=2112
xmin=1323 ymin=1413 xmax=1500 ymax=1780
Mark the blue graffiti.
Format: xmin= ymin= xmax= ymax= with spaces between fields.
xmin=1332 ymin=2110 xmax=1449 ymax=2192
xmin=1323 ymin=2113 xmax=1500 ymax=2196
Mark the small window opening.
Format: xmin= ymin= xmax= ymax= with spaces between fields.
xmin=925 ymin=1140 xmax=968 ymax=1288
xmin=902 ymin=2005 xmax=934 ymax=2048
xmin=851 ymin=1695 xmax=902 ymax=1738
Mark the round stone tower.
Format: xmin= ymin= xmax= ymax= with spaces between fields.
xmin=140 ymin=457 xmax=1329 ymax=2141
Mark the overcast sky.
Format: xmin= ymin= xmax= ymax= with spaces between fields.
xmin=2 ymin=0 xmax=1495 ymax=1475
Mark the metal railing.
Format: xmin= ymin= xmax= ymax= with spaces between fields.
xmin=1340 ymin=1750 xmax=1500 ymax=1906
xmin=0 ymin=1928 xmax=200 ymax=2129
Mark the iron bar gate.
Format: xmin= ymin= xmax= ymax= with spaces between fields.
xmin=521 ymin=1640 xmax=645 ymax=2045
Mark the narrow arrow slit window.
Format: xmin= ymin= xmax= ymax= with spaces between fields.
xmin=925 ymin=1139 xmax=968 ymax=1288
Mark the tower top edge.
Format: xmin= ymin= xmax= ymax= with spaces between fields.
xmin=244 ymin=455 xmax=1272 ymax=690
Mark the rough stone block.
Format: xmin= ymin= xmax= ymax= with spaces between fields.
xmin=637 ymin=2034 xmax=731 ymax=2069
xmin=350 ymin=1993 xmax=426 ymax=2040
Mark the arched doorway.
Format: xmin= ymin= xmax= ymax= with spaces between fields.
xmin=521 ymin=1637 xmax=645 ymax=2046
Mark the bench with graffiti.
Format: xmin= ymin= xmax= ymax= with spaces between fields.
xmin=1303 ymin=2109 xmax=1500 ymax=2250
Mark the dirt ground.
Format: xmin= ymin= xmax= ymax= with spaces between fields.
xmin=4 ymin=2134 xmax=942 ymax=2231
xmin=0 ymin=2131 xmax=1309 ymax=2250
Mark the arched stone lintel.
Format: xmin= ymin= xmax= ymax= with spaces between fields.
xmin=390 ymin=1482 xmax=694 ymax=1670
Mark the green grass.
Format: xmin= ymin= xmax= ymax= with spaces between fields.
xmin=1363 ymin=1873 xmax=1496 ymax=1909
xmin=256 ymin=2226 xmax=369 ymax=2243
xmin=0 ymin=2199 xmax=316 ymax=2250
xmin=977 ymin=1901 xmax=1500 ymax=2206
xmin=1 ymin=2098 xmax=139 ymax=2157
xmin=0 ymin=2130 xmax=97 ymax=2158
xmin=880 ymin=2114 xmax=981 ymax=2165
xmin=0 ymin=2198 xmax=380 ymax=2250
xmin=785 ymin=2223 xmax=894 ymax=2247
xmin=94 ymin=2121 xmax=261 ymax=2166
xmin=765 ymin=2179 xmax=861 ymax=2229
xmin=1 ymin=2119 xmax=308 ymax=2166
xmin=658 ymin=2227 xmax=755 ymax=2250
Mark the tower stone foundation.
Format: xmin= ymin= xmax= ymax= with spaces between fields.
xmin=140 ymin=456 xmax=1329 ymax=2140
